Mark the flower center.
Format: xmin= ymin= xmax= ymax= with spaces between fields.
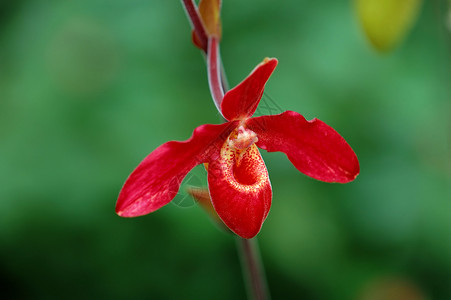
xmin=227 ymin=125 xmax=258 ymax=151
xmin=219 ymin=142 xmax=267 ymax=188
xmin=217 ymin=125 xmax=267 ymax=188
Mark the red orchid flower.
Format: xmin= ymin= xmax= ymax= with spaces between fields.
xmin=116 ymin=58 xmax=359 ymax=239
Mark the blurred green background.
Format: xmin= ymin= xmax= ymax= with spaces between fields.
xmin=0 ymin=0 xmax=450 ymax=299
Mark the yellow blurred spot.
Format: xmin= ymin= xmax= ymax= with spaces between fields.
xmin=355 ymin=0 xmax=422 ymax=52
xmin=358 ymin=276 xmax=427 ymax=300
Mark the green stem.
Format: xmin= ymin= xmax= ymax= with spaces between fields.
xmin=236 ymin=237 xmax=270 ymax=300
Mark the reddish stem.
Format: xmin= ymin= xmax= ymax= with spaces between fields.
xmin=180 ymin=3 xmax=270 ymax=300
xmin=180 ymin=0 xmax=208 ymax=53
xmin=207 ymin=37 xmax=225 ymax=115
xmin=237 ymin=237 xmax=270 ymax=300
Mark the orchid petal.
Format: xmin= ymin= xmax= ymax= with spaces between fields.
xmin=221 ymin=58 xmax=278 ymax=121
xmin=247 ymin=111 xmax=360 ymax=183
xmin=116 ymin=122 xmax=235 ymax=217
xmin=208 ymin=143 xmax=272 ymax=239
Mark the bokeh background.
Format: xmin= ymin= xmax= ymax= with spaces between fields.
xmin=1 ymin=0 xmax=450 ymax=299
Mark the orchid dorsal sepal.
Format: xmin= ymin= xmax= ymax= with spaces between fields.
xmin=221 ymin=58 xmax=278 ymax=121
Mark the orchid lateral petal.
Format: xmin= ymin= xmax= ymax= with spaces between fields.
xmin=198 ymin=0 xmax=222 ymax=38
xmin=355 ymin=0 xmax=422 ymax=52
xmin=221 ymin=58 xmax=278 ymax=121
xmin=116 ymin=122 xmax=235 ymax=217
xmin=208 ymin=143 xmax=272 ymax=239
xmin=247 ymin=111 xmax=360 ymax=183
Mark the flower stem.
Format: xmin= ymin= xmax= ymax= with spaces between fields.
xmin=219 ymin=56 xmax=229 ymax=92
xmin=181 ymin=4 xmax=270 ymax=299
xmin=180 ymin=0 xmax=208 ymax=52
xmin=207 ymin=37 xmax=225 ymax=114
xmin=236 ymin=237 xmax=270 ymax=300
